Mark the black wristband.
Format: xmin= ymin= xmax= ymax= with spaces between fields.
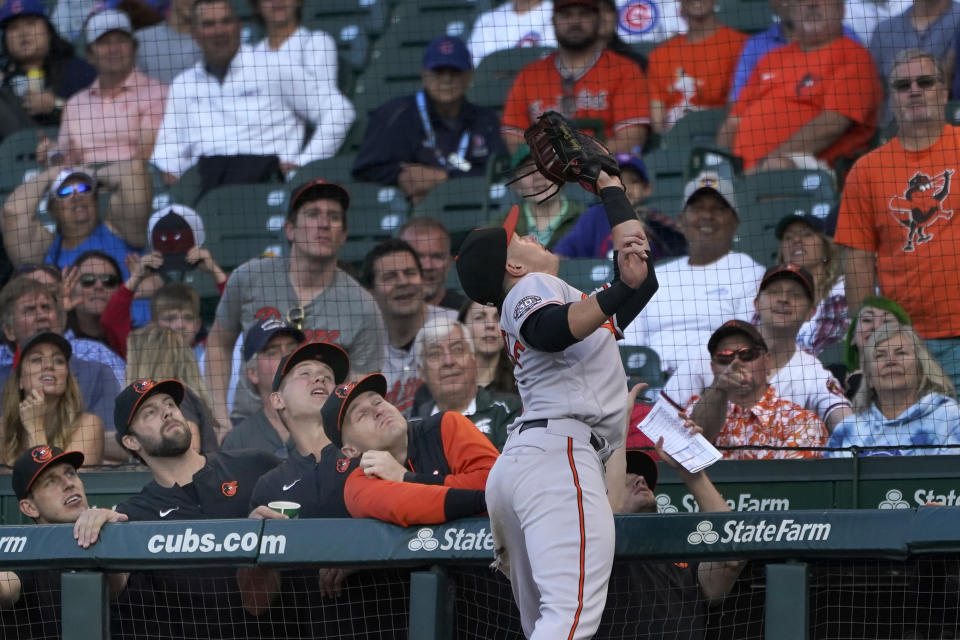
xmin=600 ymin=186 xmax=637 ymax=227
xmin=595 ymin=280 xmax=633 ymax=316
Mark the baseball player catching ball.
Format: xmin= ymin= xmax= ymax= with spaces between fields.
xmin=456 ymin=112 xmax=659 ymax=639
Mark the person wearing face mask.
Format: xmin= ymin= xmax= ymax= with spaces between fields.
xmin=688 ymin=320 xmax=828 ymax=460
xmin=826 ymin=323 xmax=960 ymax=456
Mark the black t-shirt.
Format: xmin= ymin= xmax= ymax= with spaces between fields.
xmin=250 ymin=444 xmax=359 ymax=518
xmin=597 ymin=561 xmax=706 ymax=639
xmin=116 ymin=450 xmax=279 ymax=521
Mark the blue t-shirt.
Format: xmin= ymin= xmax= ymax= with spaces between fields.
xmin=45 ymin=222 xmax=151 ymax=327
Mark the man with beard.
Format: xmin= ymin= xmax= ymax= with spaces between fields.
xmin=114 ymin=378 xmax=279 ymax=520
xmin=501 ymin=0 xmax=650 ymax=154
xmin=112 ymin=378 xmax=279 ymax=638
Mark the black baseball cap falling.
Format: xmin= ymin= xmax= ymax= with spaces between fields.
xmin=456 ymin=205 xmax=520 ymax=307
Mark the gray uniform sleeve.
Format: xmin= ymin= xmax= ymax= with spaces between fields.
xmin=349 ymin=297 xmax=386 ymax=375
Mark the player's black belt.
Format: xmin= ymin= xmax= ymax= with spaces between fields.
xmin=518 ymin=420 xmax=604 ymax=452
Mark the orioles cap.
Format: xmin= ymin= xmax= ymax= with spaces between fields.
xmin=456 ymin=205 xmax=520 ymax=307
xmin=759 ymin=264 xmax=815 ymax=301
xmin=321 ymin=373 xmax=388 ymax=449
xmin=114 ymin=378 xmax=185 ymax=438
xmin=12 ymin=445 xmax=84 ymax=500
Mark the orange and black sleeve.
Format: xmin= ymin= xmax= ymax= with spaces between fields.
xmin=438 ymin=412 xmax=500 ymax=490
xmin=343 ymin=467 xmax=486 ymax=527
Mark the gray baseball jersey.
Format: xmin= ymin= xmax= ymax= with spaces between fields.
xmin=501 ymin=271 xmax=629 ymax=458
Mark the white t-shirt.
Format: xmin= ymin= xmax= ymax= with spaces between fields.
xmin=657 ymin=344 xmax=851 ymax=424
xmin=467 ymin=1 xmax=558 ymax=68
xmin=252 ymin=27 xmax=341 ymax=103
xmin=621 ymin=252 xmax=765 ymax=372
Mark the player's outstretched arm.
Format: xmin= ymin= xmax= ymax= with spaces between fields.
xmin=655 ymin=430 xmax=745 ymax=602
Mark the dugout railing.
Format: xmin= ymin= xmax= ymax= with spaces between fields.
xmin=1 ymin=455 xmax=959 ymax=525
xmin=1 ymin=509 xmax=959 ymax=639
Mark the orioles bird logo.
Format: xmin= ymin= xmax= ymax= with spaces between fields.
xmin=31 ymin=446 xmax=51 ymax=463
xmin=335 ymin=383 xmax=355 ymax=399
xmin=888 ymin=170 xmax=954 ymax=251
xmin=336 ymin=458 xmax=351 ymax=473
xmin=133 ymin=379 xmax=155 ymax=394
xmin=221 ymin=481 xmax=238 ymax=497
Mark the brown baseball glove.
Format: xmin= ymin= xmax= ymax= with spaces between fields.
xmin=521 ymin=111 xmax=621 ymax=199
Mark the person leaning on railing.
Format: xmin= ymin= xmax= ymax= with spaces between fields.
xmin=825 ymin=324 xmax=960 ymax=457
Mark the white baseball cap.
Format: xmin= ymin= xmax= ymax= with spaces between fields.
xmin=683 ymin=170 xmax=738 ymax=215
xmin=147 ymin=204 xmax=206 ymax=249
xmin=85 ymin=9 xmax=133 ymax=43
xmin=49 ymin=168 xmax=96 ymax=196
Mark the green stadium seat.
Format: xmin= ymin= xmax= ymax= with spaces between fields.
xmin=378 ymin=6 xmax=475 ymax=50
xmin=290 ymin=153 xmax=357 ymax=186
xmin=195 ymin=184 xmax=290 ymax=269
xmin=659 ymin=108 xmax=727 ymax=151
xmin=303 ymin=0 xmax=389 ymax=37
xmin=557 ymin=258 xmax=613 ymax=293
xmin=413 ymin=176 xmax=495 ymax=251
xmin=345 ymin=182 xmax=409 ymax=238
xmin=716 ymin=0 xmax=773 ymax=33
xmin=740 ymin=168 xmax=837 ymax=205
xmin=351 ymin=46 xmax=425 ymax=119
xmin=0 ymin=128 xmax=42 ymax=195
xmin=466 ymin=46 xmax=554 ymax=112
xmin=619 ymin=345 xmax=667 ymax=392
xmin=947 ymin=100 xmax=960 ymax=125
xmin=818 ymin=341 xmax=845 ymax=369
xmin=339 ymin=236 xmax=379 ymax=270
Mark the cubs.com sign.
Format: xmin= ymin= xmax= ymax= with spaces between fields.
xmin=408 ymin=527 xmax=495 ymax=553
xmin=687 ymin=519 xmax=832 ymax=545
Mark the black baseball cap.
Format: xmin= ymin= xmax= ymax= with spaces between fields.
xmin=289 ymin=179 xmax=350 ymax=219
xmin=774 ymin=207 xmax=838 ymax=240
xmin=759 ymin=264 xmax=815 ymax=301
xmin=13 ymin=445 xmax=84 ymax=500
xmin=321 ymin=373 xmax=388 ymax=449
xmin=243 ymin=318 xmax=305 ymax=362
xmin=114 ymin=378 xmax=185 ymax=438
xmin=15 ymin=331 xmax=72 ymax=369
xmin=456 ymin=205 xmax=520 ymax=307
xmin=707 ymin=320 xmax=767 ymax=355
xmin=625 ymin=428 xmax=658 ymax=491
xmin=272 ymin=342 xmax=350 ymax=392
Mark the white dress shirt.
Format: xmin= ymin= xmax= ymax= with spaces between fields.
xmin=151 ymin=45 xmax=355 ymax=176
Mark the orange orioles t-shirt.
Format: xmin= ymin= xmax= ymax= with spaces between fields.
xmin=731 ymin=36 xmax=881 ymax=170
xmin=647 ymin=26 xmax=747 ymax=126
xmin=836 ymin=125 xmax=960 ymax=338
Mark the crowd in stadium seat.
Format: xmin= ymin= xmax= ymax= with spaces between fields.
xmin=2 ymin=0 xmax=960 ymax=635
xmin=0 ymin=0 xmax=955 ymax=476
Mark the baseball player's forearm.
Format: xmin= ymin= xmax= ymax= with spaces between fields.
xmin=612 ymin=262 xmax=658 ymax=333
xmin=698 ymin=560 xmax=747 ymax=603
